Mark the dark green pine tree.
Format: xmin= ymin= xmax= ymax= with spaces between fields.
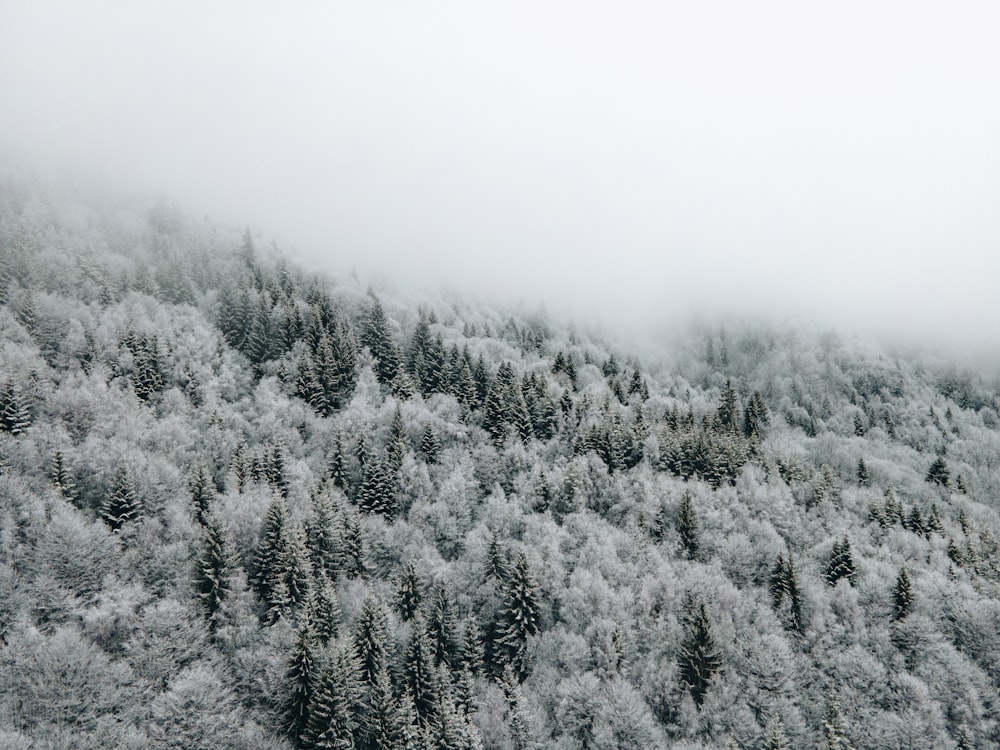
xmin=0 ymin=381 xmax=32 ymax=435
xmin=363 ymin=293 xmax=401 ymax=387
xmin=426 ymin=584 xmax=458 ymax=670
xmin=359 ymin=453 xmax=397 ymax=519
xmin=364 ymin=660 xmax=405 ymax=750
xmin=822 ymin=696 xmax=854 ymax=750
xmin=419 ymin=424 xmax=441 ymax=464
xmin=407 ymin=311 xmax=434 ymax=396
xmin=891 ymin=567 xmax=913 ymax=621
xmin=386 ymin=404 xmax=407 ymax=473
xmin=265 ymin=442 xmax=290 ymax=498
xmin=403 ymin=615 xmax=441 ymax=729
xmin=677 ymin=601 xmax=722 ymax=708
xmin=677 ymin=491 xmax=700 ymax=560
xmin=825 ymin=537 xmax=856 ymax=587
xmin=494 ymin=551 xmax=541 ymax=679
xmin=339 ymin=506 xmax=367 ymax=578
xmin=326 ymin=319 xmax=358 ymax=409
xmin=742 ymin=390 xmax=769 ymax=440
xmin=769 ymin=552 xmax=803 ymax=633
xmin=482 ymin=369 xmax=511 ymax=446
xmin=309 ymin=571 xmax=340 ymax=645
xmin=305 ymin=641 xmax=363 ymax=750
xmin=762 ymin=717 xmax=790 ymax=750
xmin=394 ymin=561 xmax=424 ymax=621
xmin=459 ymin=617 xmax=484 ymax=677
xmin=193 ymin=513 xmax=230 ymax=632
xmin=926 ymin=455 xmax=950 ymax=488
xmin=307 ymin=489 xmax=339 ymax=578
xmin=483 ymin=531 xmax=508 ymax=584
xmin=327 ymin=431 xmax=348 ymax=491
xmin=285 ymin=624 xmax=317 ymax=746
xmin=715 ymin=378 xmax=740 ymax=434
xmin=189 ymin=464 xmax=215 ymax=527
xmin=253 ymin=495 xmax=293 ymax=620
xmin=49 ymin=450 xmax=77 ymax=501
xmin=856 ymin=457 xmax=870 ymax=487
xmin=102 ymin=467 xmax=141 ymax=531
xmin=354 ymin=594 xmax=390 ymax=685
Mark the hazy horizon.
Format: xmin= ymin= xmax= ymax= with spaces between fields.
xmin=2 ymin=2 xmax=999 ymax=362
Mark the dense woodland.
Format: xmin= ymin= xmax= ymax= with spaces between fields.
xmin=1 ymin=176 xmax=999 ymax=749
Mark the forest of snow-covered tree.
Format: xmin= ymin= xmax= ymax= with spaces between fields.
xmin=0 ymin=175 xmax=998 ymax=750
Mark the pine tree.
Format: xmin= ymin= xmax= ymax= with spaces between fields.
xmin=364 ymin=660 xmax=405 ymax=750
xmin=856 ymin=457 xmax=870 ymax=487
xmin=403 ymin=616 xmax=441 ymax=729
xmin=327 ymin=432 xmax=348 ymax=491
xmin=307 ymin=489 xmax=339 ymax=578
xmin=49 ymin=450 xmax=77 ymax=500
xmin=102 ymin=467 xmax=141 ymax=531
xmin=769 ymin=552 xmax=803 ymax=633
xmin=742 ymin=390 xmax=769 ymax=440
xmin=891 ymin=567 xmax=913 ymax=621
xmin=926 ymin=456 xmax=950 ymax=488
xmin=305 ymin=641 xmax=363 ymax=750
xmin=0 ymin=381 xmax=31 ymax=435
xmin=285 ymin=624 xmax=317 ymax=745
xmin=419 ymin=424 xmax=441 ymax=464
xmin=762 ymin=717 xmax=790 ymax=750
xmin=363 ymin=293 xmax=401 ymax=387
xmin=426 ymin=584 xmax=458 ymax=670
xmin=309 ymin=571 xmax=340 ymax=645
xmin=386 ymin=404 xmax=407 ymax=473
xmin=193 ymin=513 xmax=230 ymax=631
xmin=677 ymin=492 xmax=700 ymax=560
xmin=354 ymin=594 xmax=390 ymax=685
xmin=189 ymin=465 xmax=214 ymax=527
xmin=483 ymin=530 xmax=507 ymax=584
xmin=360 ymin=454 xmax=397 ymax=519
xmin=822 ymin=696 xmax=854 ymax=750
xmin=715 ymin=378 xmax=740 ymax=433
xmin=395 ymin=561 xmax=424 ymax=621
xmin=494 ymin=551 xmax=541 ymax=679
xmin=677 ymin=601 xmax=722 ymax=707
xmin=254 ymin=495 xmax=293 ymax=621
xmin=825 ymin=538 xmax=856 ymax=587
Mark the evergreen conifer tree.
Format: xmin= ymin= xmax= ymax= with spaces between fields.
xmin=102 ymin=466 xmax=141 ymax=531
xmin=285 ymin=624 xmax=317 ymax=745
xmin=354 ymin=594 xmax=390 ymax=685
xmin=403 ymin=616 xmax=441 ymax=729
xmin=494 ymin=551 xmax=541 ymax=679
xmin=49 ymin=450 xmax=77 ymax=500
xmin=891 ymin=567 xmax=913 ymax=621
xmin=677 ymin=491 xmax=700 ymax=560
xmin=856 ymin=457 xmax=870 ymax=487
xmin=189 ymin=465 xmax=214 ymax=527
xmin=193 ymin=513 xmax=230 ymax=631
xmin=677 ymin=601 xmax=722 ymax=707
xmin=0 ymin=381 xmax=31 ymax=435
xmin=395 ymin=561 xmax=424 ymax=621
xmin=825 ymin=538 xmax=856 ymax=586
xmin=419 ymin=424 xmax=441 ymax=464
xmin=327 ymin=432 xmax=348 ymax=491
xmin=926 ymin=456 xmax=950 ymax=487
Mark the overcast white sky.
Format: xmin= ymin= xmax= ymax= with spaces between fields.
xmin=1 ymin=2 xmax=999 ymax=356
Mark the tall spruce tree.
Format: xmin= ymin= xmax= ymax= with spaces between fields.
xmin=677 ymin=601 xmax=722 ymax=707
xmin=102 ymin=466 xmax=141 ymax=531
xmin=891 ymin=567 xmax=913 ymax=621
xmin=494 ymin=551 xmax=541 ymax=679
xmin=677 ymin=491 xmax=700 ymax=560
xmin=285 ymin=624 xmax=317 ymax=746
xmin=825 ymin=538 xmax=856 ymax=587
xmin=193 ymin=513 xmax=230 ymax=632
